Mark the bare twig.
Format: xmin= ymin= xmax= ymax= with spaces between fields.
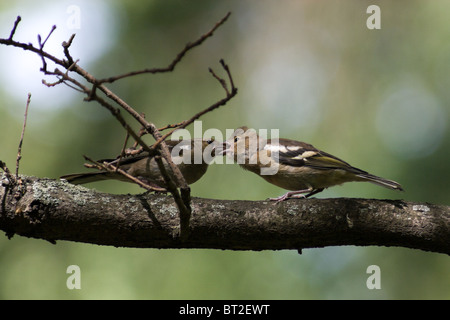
xmin=97 ymin=12 xmax=232 ymax=84
xmin=16 ymin=93 xmax=31 ymax=178
xmin=38 ymin=25 xmax=56 ymax=49
xmin=117 ymin=132 xmax=131 ymax=171
xmin=157 ymin=121 xmax=185 ymax=132
xmin=38 ymin=25 xmax=57 ymax=72
xmin=209 ymin=67 xmax=229 ymax=95
xmin=62 ymin=34 xmax=76 ymax=66
xmin=8 ymin=16 xmax=21 ymax=41
xmin=125 ymin=147 xmax=144 ymax=156
xmin=83 ymin=155 xmax=167 ymax=192
xmin=219 ymin=58 xmax=235 ymax=92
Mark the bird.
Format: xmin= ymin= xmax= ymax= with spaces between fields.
xmin=61 ymin=138 xmax=221 ymax=189
xmin=222 ymin=126 xmax=403 ymax=202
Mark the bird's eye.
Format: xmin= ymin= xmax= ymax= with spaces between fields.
xmin=234 ymin=136 xmax=239 ymax=143
xmin=206 ymin=138 xmax=215 ymax=144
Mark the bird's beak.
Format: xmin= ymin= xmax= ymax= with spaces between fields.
xmin=219 ymin=141 xmax=232 ymax=156
xmin=205 ymin=140 xmax=225 ymax=158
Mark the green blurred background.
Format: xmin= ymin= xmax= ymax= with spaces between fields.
xmin=0 ymin=0 xmax=449 ymax=299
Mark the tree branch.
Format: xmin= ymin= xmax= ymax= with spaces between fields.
xmin=1 ymin=174 xmax=449 ymax=255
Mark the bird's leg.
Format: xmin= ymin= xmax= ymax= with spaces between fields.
xmin=304 ymin=188 xmax=324 ymax=198
xmin=269 ymin=188 xmax=314 ymax=203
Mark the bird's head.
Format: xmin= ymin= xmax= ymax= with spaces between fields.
xmin=221 ymin=126 xmax=266 ymax=163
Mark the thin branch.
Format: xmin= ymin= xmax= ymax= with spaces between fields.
xmin=37 ymin=25 xmax=57 ymax=73
xmin=219 ymin=58 xmax=235 ymax=92
xmin=83 ymin=155 xmax=166 ymax=192
xmin=15 ymin=93 xmax=31 ymax=179
xmin=38 ymin=25 xmax=56 ymax=49
xmin=62 ymin=34 xmax=76 ymax=66
xmin=97 ymin=12 xmax=232 ymax=84
xmin=157 ymin=121 xmax=185 ymax=132
xmin=116 ymin=132 xmax=131 ymax=171
xmin=209 ymin=67 xmax=229 ymax=95
xmin=8 ymin=16 xmax=21 ymax=41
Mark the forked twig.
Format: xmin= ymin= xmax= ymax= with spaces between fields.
xmin=38 ymin=25 xmax=57 ymax=72
xmin=38 ymin=25 xmax=56 ymax=49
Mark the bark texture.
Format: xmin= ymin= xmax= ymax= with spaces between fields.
xmin=1 ymin=174 xmax=449 ymax=254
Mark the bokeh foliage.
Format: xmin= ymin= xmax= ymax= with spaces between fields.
xmin=0 ymin=0 xmax=448 ymax=299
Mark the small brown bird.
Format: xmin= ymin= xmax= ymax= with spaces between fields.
xmin=61 ymin=139 xmax=221 ymax=189
xmin=222 ymin=126 xmax=403 ymax=202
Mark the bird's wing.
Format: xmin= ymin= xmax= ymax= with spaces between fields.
xmin=268 ymin=139 xmax=367 ymax=173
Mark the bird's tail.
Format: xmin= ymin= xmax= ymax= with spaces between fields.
xmin=60 ymin=172 xmax=114 ymax=185
xmin=356 ymin=173 xmax=404 ymax=191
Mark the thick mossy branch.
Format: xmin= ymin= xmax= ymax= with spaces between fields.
xmin=0 ymin=174 xmax=449 ymax=255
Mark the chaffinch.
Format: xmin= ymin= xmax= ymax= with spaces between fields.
xmin=222 ymin=126 xmax=403 ymax=202
xmin=61 ymin=139 xmax=221 ymax=189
